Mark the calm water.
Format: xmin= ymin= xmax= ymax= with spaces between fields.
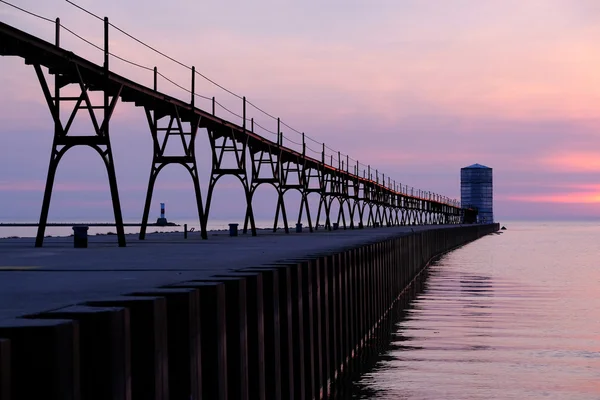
xmin=0 ymin=218 xmax=275 ymax=238
xmin=352 ymin=222 xmax=600 ymax=399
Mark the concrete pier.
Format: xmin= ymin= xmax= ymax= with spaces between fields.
xmin=0 ymin=223 xmax=498 ymax=399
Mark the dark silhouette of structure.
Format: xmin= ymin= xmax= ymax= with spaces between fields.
xmin=0 ymin=12 xmax=473 ymax=247
xmin=461 ymin=163 xmax=493 ymax=223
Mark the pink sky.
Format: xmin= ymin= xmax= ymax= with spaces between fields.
xmin=1 ymin=0 xmax=600 ymax=223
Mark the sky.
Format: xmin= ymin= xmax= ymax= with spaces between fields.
xmin=1 ymin=0 xmax=600 ymax=226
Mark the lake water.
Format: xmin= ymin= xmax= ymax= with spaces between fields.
xmin=351 ymin=221 xmax=600 ymax=399
xmin=0 ymin=218 xmax=276 ymax=238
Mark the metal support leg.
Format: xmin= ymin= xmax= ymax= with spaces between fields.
xmin=139 ymin=166 xmax=158 ymax=240
xmin=103 ymin=147 xmax=126 ymax=246
xmin=272 ymin=189 xmax=289 ymax=233
xmin=33 ymin=63 xmax=126 ymax=247
xmin=35 ymin=144 xmax=64 ymax=247
xmin=297 ymin=192 xmax=314 ymax=232
xmin=139 ymin=110 xmax=206 ymax=240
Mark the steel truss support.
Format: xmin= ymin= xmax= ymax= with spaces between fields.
xmin=242 ymin=146 xmax=275 ymax=234
xmin=326 ymin=196 xmax=348 ymax=230
xmin=320 ymin=164 xmax=350 ymax=230
xmin=360 ymin=203 xmax=371 ymax=228
xmin=346 ymin=199 xmax=358 ymax=229
xmin=245 ymin=145 xmax=303 ymax=234
xmin=277 ymin=153 xmax=308 ymax=233
xmin=353 ymin=182 xmax=367 ymax=229
xmin=380 ymin=205 xmax=390 ymax=227
xmin=315 ymin=196 xmax=330 ymax=230
xmin=344 ymin=176 xmax=360 ymax=229
xmin=296 ymin=189 xmax=314 ymax=232
xmin=139 ymin=105 xmax=206 ymax=239
xmin=33 ymin=63 xmax=126 ymax=247
xmin=271 ymin=148 xmax=294 ymax=234
xmin=333 ymin=171 xmax=355 ymax=230
xmin=384 ymin=206 xmax=395 ymax=227
xmin=393 ymin=208 xmax=401 ymax=226
xmin=315 ymin=168 xmax=337 ymax=231
xmin=297 ymin=164 xmax=321 ymax=233
xmin=205 ymin=126 xmax=256 ymax=236
xmin=351 ymin=200 xmax=365 ymax=229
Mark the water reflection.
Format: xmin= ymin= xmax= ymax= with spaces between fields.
xmin=328 ymin=269 xmax=431 ymax=399
xmin=347 ymin=223 xmax=600 ymax=399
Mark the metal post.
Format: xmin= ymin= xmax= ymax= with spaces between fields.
xmin=368 ymin=165 xmax=371 ymax=181
xmin=55 ymin=18 xmax=60 ymax=47
xmin=277 ymin=117 xmax=280 ymax=145
xmin=243 ymin=96 xmax=246 ymax=132
xmin=338 ymin=151 xmax=341 ymax=170
xmin=153 ymin=67 xmax=157 ymax=91
xmin=212 ymin=97 xmax=215 ymax=115
xmin=103 ymin=17 xmax=109 ymax=72
xmin=251 ymin=118 xmax=254 ymax=132
xmin=191 ymin=66 xmax=195 ymax=108
xmin=302 ymin=132 xmax=306 ymax=156
xmin=54 ymin=18 xmax=60 ymax=134
xmin=322 ymin=143 xmax=325 ymax=164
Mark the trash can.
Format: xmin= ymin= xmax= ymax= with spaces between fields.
xmin=296 ymin=223 xmax=303 ymax=233
xmin=332 ymin=222 xmax=339 ymax=230
xmin=229 ymin=223 xmax=239 ymax=237
xmin=72 ymin=226 xmax=89 ymax=248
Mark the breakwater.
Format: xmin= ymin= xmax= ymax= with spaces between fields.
xmin=0 ymin=223 xmax=498 ymax=400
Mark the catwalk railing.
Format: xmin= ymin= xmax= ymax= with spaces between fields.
xmin=0 ymin=1 xmax=471 ymax=247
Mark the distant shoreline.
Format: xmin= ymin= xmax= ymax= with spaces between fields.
xmin=0 ymin=219 xmax=298 ymax=239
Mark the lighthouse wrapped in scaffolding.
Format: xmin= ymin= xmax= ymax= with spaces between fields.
xmin=461 ymin=163 xmax=493 ymax=223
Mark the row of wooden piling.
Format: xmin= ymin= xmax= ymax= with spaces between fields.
xmin=0 ymin=224 xmax=499 ymax=400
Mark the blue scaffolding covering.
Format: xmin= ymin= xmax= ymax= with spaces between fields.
xmin=461 ymin=164 xmax=493 ymax=223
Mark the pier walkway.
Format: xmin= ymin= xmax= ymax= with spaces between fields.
xmin=1 ymin=225 xmax=455 ymax=321
xmin=0 ymin=224 xmax=499 ymax=400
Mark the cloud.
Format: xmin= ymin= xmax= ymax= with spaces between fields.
xmin=504 ymin=193 xmax=600 ymax=204
xmin=0 ymin=180 xmax=241 ymax=193
xmin=0 ymin=180 xmax=106 ymax=192
xmin=539 ymin=152 xmax=600 ymax=172
xmin=502 ymin=181 xmax=600 ymax=204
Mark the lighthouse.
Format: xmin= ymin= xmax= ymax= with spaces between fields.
xmin=156 ymin=202 xmax=168 ymax=226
